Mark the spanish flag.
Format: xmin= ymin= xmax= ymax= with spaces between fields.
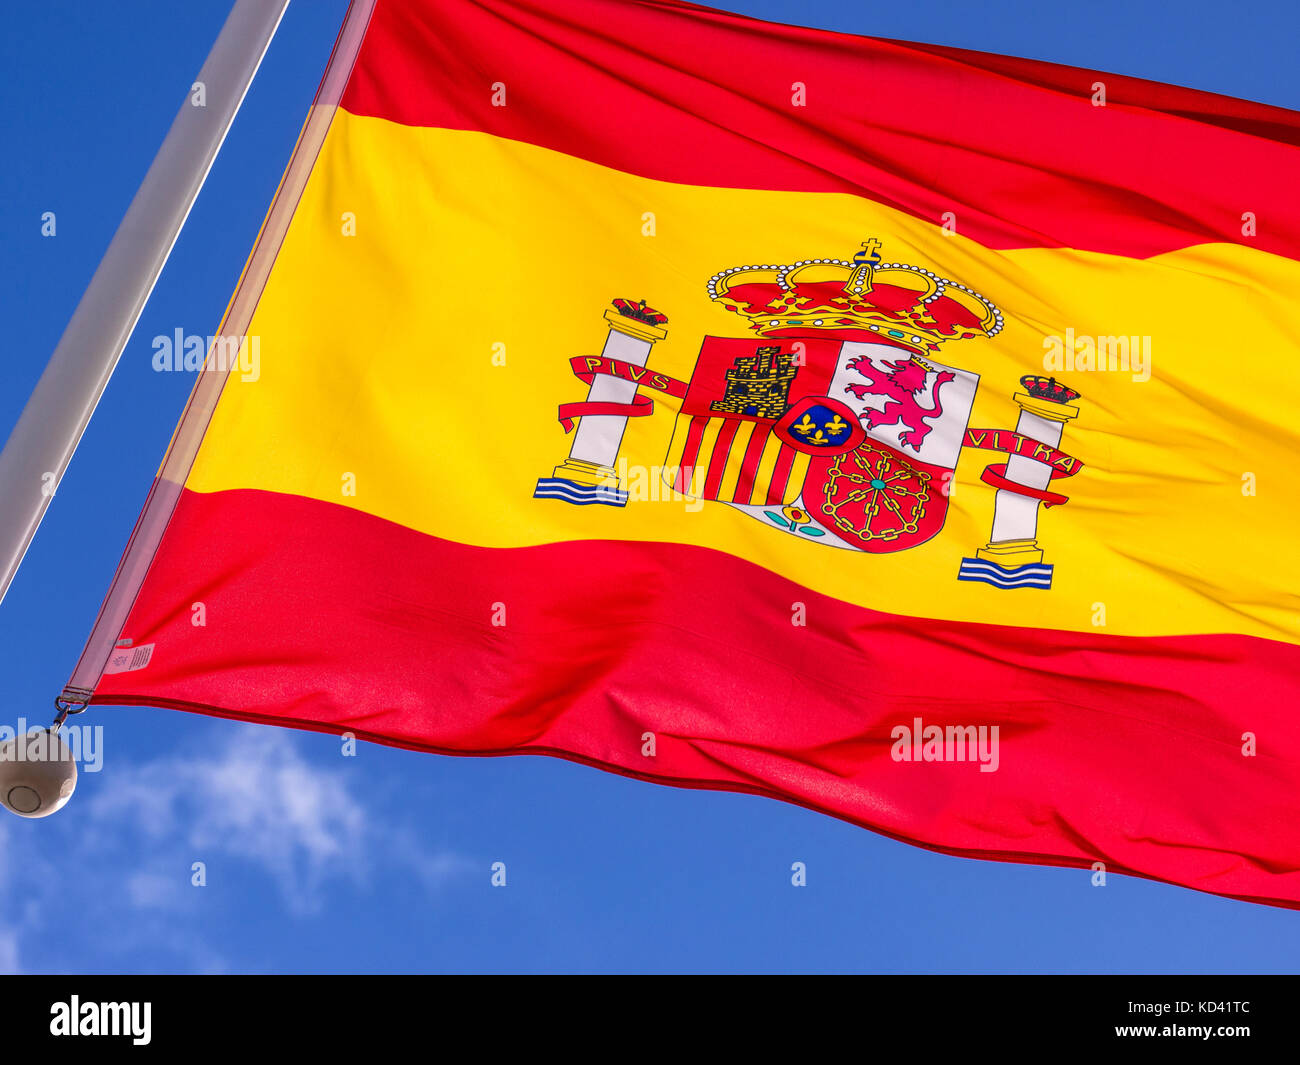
xmin=79 ymin=0 xmax=1300 ymax=907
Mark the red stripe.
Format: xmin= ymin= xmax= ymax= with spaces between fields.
xmin=766 ymin=445 xmax=796 ymax=504
xmin=732 ymin=426 xmax=771 ymax=504
xmin=340 ymin=0 xmax=1300 ymax=260
xmin=673 ymin=415 xmax=706 ymax=493
xmin=95 ymin=487 xmax=1300 ymax=909
xmin=703 ymin=420 xmax=739 ymax=499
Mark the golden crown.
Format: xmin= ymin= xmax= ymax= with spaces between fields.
xmin=707 ymin=238 xmax=1004 ymax=355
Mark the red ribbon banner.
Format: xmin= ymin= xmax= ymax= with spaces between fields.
xmin=558 ymin=356 xmax=688 ymax=432
xmin=961 ymin=426 xmax=1083 ymax=507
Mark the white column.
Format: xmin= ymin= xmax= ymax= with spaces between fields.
xmin=976 ymin=388 xmax=1079 ymax=568
xmin=567 ymin=324 xmax=657 ymax=468
xmin=535 ymin=307 xmax=668 ymax=507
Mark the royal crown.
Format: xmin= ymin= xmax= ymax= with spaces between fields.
xmin=707 ymin=238 xmax=1003 ymax=355
xmin=612 ymin=297 xmax=668 ymax=325
xmin=1019 ymin=375 xmax=1081 ymax=404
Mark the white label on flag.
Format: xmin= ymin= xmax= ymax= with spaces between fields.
xmin=103 ymin=643 xmax=155 ymax=675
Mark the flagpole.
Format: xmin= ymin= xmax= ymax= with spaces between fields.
xmin=0 ymin=0 xmax=290 ymax=608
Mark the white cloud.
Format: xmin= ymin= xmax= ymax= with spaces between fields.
xmin=125 ymin=870 xmax=182 ymax=910
xmin=0 ymin=929 xmax=19 ymax=976
xmin=84 ymin=724 xmax=467 ymax=914
xmin=0 ymin=722 xmax=472 ymax=971
xmin=0 ymin=819 xmax=42 ymax=975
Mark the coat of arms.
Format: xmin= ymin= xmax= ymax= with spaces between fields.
xmin=535 ymin=240 xmax=1083 ymax=590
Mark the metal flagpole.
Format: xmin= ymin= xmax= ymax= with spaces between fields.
xmin=0 ymin=0 xmax=290 ymax=609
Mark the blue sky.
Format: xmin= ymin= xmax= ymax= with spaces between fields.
xmin=0 ymin=0 xmax=1297 ymax=974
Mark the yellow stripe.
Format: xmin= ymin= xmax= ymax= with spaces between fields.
xmin=717 ymin=421 xmax=755 ymax=501
xmin=663 ymin=415 xmax=689 ymax=472
xmin=787 ymin=452 xmax=811 ymax=507
xmin=745 ymin=430 xmax=782 ymax=506
xmin=692 ymin=418 xmax=724 ymax=497
xmin=186 ymin=113 xmax=1300 ymax=644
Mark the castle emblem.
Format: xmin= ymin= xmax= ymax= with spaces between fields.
xmin=710 ymin=347 xmax=796 ymax=418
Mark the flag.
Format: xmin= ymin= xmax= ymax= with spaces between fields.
xmin=84 ymin=0 xmax=1300 ymax=907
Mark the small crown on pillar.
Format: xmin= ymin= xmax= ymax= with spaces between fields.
xmin=706 ymin=239 xmax=1003 ymax=353
xmin=612 ymin=298 xmax=668 ymax=325
xmin=1019 ymin=375 xmax=1081 ymax=404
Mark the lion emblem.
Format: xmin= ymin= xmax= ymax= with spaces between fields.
xmin=843 ymin=355 xmax=955 ymax=451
